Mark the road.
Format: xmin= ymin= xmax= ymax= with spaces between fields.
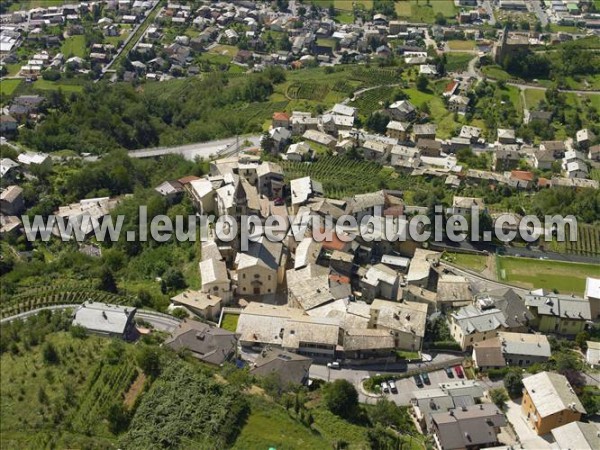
xmin=127 ymin=134 xmax=262 ymax=160
xmin=0 ymin=304 xmax=181 ymax=333
xmin=529 ymin=0 xmax=549 ymax=27
xmin=482 ymin=0 xmax=496 ymax=26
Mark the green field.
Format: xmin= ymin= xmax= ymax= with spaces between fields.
xmin=445 ymin=53 xmax=474 ymax=72
xmin=61 ymin=35 xmax=86 ymax=58
xmin=33 ymin=79 xmax=85 ymax=93
xmin=523 ymin=89 xmax=546 ymax=109
xmin=447 ymin=40 xmax=476 ymax=51
xmin=482 ymin=65 xmax=512 ymax=81
xmin=497 ymin=256 xmax=599 ymax=295
xmin=0 ymin=79 xmax=22 ymax=98
xmin=8 ymin=0 xmax=70 ymax=10
xmin=395 ymin=0 xmax=457 ymax=23
xmin=443 ymin=252 xmax=488 ymax=273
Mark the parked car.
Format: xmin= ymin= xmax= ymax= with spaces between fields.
xmin=454 ymin=365 xmax=464 ymax=378
xmin=327 ymin=361 xmax=340 ymax=370
xmin=381 ymin=382 xmax=390 ymax=393
xmin=413 ymin=374 xmax=424 ymax=388
xmin=445 ymin=367 xmax=454 ymax=378
xmin=388 ymin=380 xmax=398 ymax=393
xmin=421 ymin=372 xmax=431 ymax=385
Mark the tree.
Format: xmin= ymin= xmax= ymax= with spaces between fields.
xmin=503 ymin=371 xmax=523 ymax=398
xmin=97 ymin=266 xmax=118 ymax=293
xmin=136 ymin=345 xmax=161 ymax=378
xmin=575 ymin=331 xmax=590 ymax=350
xmin=261 ymin=131 xmax=276 ymax=154
xmin=107 ymin=402 xmax=130 ymax=434
xmin=42 ymin=342 xmax=60 ymax=365
xmin=416 ymin=75 xmax=429 ymax=92
xmin=323 ymin=379 xmax=358 ymax=419
xmin=368 ymin=399 xmax=404 ymax=428
xmin=490 ymin=388 xmax=508 ymax=408
xmin=161 ymin=268 xmax=186 ymax=293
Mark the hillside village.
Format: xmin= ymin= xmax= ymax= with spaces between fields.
xmin=1 ymin=1 xmax=600 ymax=449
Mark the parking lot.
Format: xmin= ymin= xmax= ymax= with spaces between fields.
xmin=379 ymin=367 xmax=461 ymax=406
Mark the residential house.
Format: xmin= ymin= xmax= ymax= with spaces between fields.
xmin=412 ymin=123 xmax=437 ymax=142
xmin=0 ymin=115 xmax=17 ymax=134
xmin=341 ymin=328 xmax=396 ymax=361
xmin=170 ymin=290 xmax=222 ymax=321
xmin=72 ymin=301 xmax=137 ymax=340
xmin=388 ymin=100 xmax=416 ymax=121
xmin=250 ymin=349 xmax=312 ymax=387
xmin=447 ymin=196 xmax=485 ymax=216
xmin=522 ymin=371 xmax=586 ymax=435
xmin=0 ymin=158 xmax=19 ymax=182
xmin=588 ymin=144 xmax=600 ymax=162
xmin=540 ymin=140 xmax=566 ymax=159
xmin=0 ymin=185 xmax=24 ymax=215
xmin=361 ymin=140 xmax=391 ymax=162
xmin=302 ymin=129 xmax=337 ymax=150
xmin=154 ymin=180 xmax=184 ymax=203
xmin=551 ymin=422 xmax=600 ymax=450
xmin=287 ymin=264 xmax=340 ymax=312
xmin=436 ymin=275 xmax=473 ymax=311
xmin=360 ymin=264 xmax=400 ymax=302
xmin=17 ymin=151 xmax=52 ymax=170
xmin=525 ymin=292 xmax=592 ymax=335
xmin=449 ymin=304 xmax=510 ymax=350
xmin=430 ymin=404 xmax=506 ymax=450
xmin=459 ymin=125 xmax=481 ymax=144
xmin=256 ymin=162 xmax=284 ymax=198
xmin=291 ymin=112 xmax=319 ymax=135
xmin=386 ymin=120 xmax=410 ymax=141
xmin=533 ymin=148 xmax=556 ymax=170
xmin=188 ymin=178 xmax=216 ymax=214
xmin=497 ymin=128 xmax=516 ymax=144
xmin=290 ymin=176 xmax=323 ymax=213
xmin=272 ymin=111 xmax=291 ymax=129
xmin=584 ymin=277 xmax=600 ymax=320
xmin=576 ymin=128 xmax=596 ymax=150
xmin=286 ymin=141 xmax=312 ymax=162
xmin=164 ymin=320 xmax=237 ymax=365
xmin=281 ymin=316 xmax=340 ymax=358
xmin=448 ymin=95 xmax=470 ymax=113
xmin=331 ymin=103 xmax=356 ymax=117
xmin=493 ymin=146 xmax=520 ymax=171
xmin=585 ymin=341 xmax=600 ymax=368
xmin=390 ymin=144 xmax=419 ymax=167
xmin=369 ymin=299 xmax=428 ymax=351
xmin=416 ymin=139 xmax=442 ymax=157
xmin=236 ymin=237 xmax=284 ymax=296
xmin=199 ymin=256 xmax=232 ymax=303
xmin=472 ymin=332 xmax=551 ymax=370
xmin=406 ymin=248 xmax=439 ymax=287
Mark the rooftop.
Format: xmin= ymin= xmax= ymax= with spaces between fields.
xmin=72 ymin=302 xmax=135 ymax=336
xmin=522 ymin=371 xmax=586 ymax=418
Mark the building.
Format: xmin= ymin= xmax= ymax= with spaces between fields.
xmin=448 ymin=95 xmax=470 ymax=113
xmin=386 ymin=120 xmax=410 ymax=141
xmin=290 ymin=176 xmax=323 ymax=213
xmin=369 ymin=299 xmax=427 ymax=351
xmin=0 ymin=185 xmax=24 ymax=215
xmin=170 ymin=290 xmax=223 ymax=321
xmin=272 ymin=111 xmax=290 ymax=129
xmin=472 ymin=332 xmax=551 ymax=370
xmin=164 ymin=320 xmax=236 ymax=365
xmin=72 ymin=301 xmax=137 ymax=340
xmin=431 ymin=404 xmax=506 ymax=450
xmin=521 ymin=371 xmax=586 ymax=435
xmin=199 ymin=257 xmax=232 ymax=302
xmin=551 ymin=422 xmax=600 ymax=450
xmin=449 ymin=305 xmax=509 ymax=351
xmin=250 ymin=349 xmax=312 ymax=387
xmin=155 ymin=180 xmax=184 ymax=203
xmin=497 ymin=128 xmax=516 ymax=144
xmin=286 ymin=141 xmax=312 ymax=162
xmin=584 ymin=277 xmax=600 ymax=320
xmin=585 ymin=341 xmax=600 ymax=368
xmin=360 ymin=264 xmax=400 ymax=302
xmin=448 ymin=196 xmax=485 ymax=216
xmin=236 ymin=237 xmax=284 ymax=296
xmin=436 ymin=275 xmax=473 ymax=311
xmin=388 ymin=100 xmax=416 ymax=121
xmin=525 ymin=293 xmax=592 ymax=335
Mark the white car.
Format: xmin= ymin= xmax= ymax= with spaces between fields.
xmin=381 ymin=382 xmax=390 ymax=393
xmin=327 ymin=361 xmax=341 ymax=370
xmin=388 ymin=380 xmax=397 ymax=393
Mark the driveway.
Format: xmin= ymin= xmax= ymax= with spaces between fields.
xmin=505 ymin=399 xmax=553 ymax=450
xmin=381 ymin=369 xmax=458 ymax=406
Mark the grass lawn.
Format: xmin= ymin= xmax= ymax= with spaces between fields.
xmin=317 ymin=38 xmax=337 ymax=48
xmin=396 ymin=0 xmax=456 ymax=23
xmin=497 ymin=256 xmax=600 ymax=295
xmin=0 ymin=79 xmax=22 ymax=98
xmin=443 ymin=252 xmax=488 ymax=273
xmin=33 ymin=79 xmax=84 ymax=93
xmin=336 ymin=10 xmax=355 ymax=23
xmin=523 ymin=89 xmax=546 ymax=109
xmin=209 ymin=44 xmax=239 ymax=58
xmin=8 ymin=0 xmax=69 ymax=10
xmin=447 ymin=40 xmax=476 ymax=51
xmin=61 ymin=35 xmax=86 ymax=58
xmin=221 ymin=313 xmax=239 ymax=332
xmin=445 ymin=53 xmax=474 ymax=72
xmin=482 ymin=65 xmax=512 ymax=81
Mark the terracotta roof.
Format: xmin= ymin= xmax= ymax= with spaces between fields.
xmin=538 ymin=177 xmax=551 ymax=187
xmin=329 ymin=274 xmax=351 ymax=284
xmin=178 ymin=175 xmax=201 ymax=185
xmin=510 ymin=170 xmax=534 ymax=182
xmin=272 ymin=111 xmax=290 ymax=121
xmin=444 ymin=80 xmax=458 ymax=93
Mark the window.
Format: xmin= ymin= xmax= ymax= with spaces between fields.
xmin=254 ymin=274 xmax=260 ymax=279
xmin=242 ymin=274 xmax=246 ymax=279
xmin=242 ymin=287 xmax=246 ymax=292
xmin=268 ymin=289 xmax=271 ymax=293
xmin=268 ymin=275 xmax=271 ymax=281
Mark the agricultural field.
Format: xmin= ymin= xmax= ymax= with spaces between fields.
xmin=445 ymin=53 xmax=474 ymax=72
xmin=0 ymin=79 xmax=22 ymax=98
xmin=32 ymin=79 xmax=85 ymax=93
xmin=349 ymin=85 xmax=401 ymax=118
xmin=442 ymin=252 xmax=489 ymax=273
xmin=395 ymin=0 xmax=457 ymax=23
xmin=482 ymin=65 xmax=512 ymax=81
xmin=496 ymin=256 xmax=599 ymax=295
xmin=61 ymin=35 xmax=86 ymax=58
xmin=564 ymin=223 xmax=600 ymax=258
xmin=0 ymin=330 xmax=137 ymax=448
xmin=447 ymin=40 xmax=476 ymax=51
xmin=523 ymin=89 xmax=546 ymax=109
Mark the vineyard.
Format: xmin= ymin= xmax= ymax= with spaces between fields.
xmin=286 ymin=82 xmax=331 ymax=101
xmin=281 ymin=155 xmax=417 ymax=199
xmin=564 ymin=223 xmax=600 ymax=257
xmin=349 ymin=67 xmax=404 ymax=86
xmin=72 ymin=359 xmax=138 ymax=435
xmin=1 ymin=281 xmax=132 ymax=319
xmin=349 ymin=86 xmax=400 ymax=117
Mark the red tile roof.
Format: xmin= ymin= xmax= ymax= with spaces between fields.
xmin=272 ymin=112 xmax=290 ymax=121
xmin=510 ymin=170 xmax=534 ymax=182
xmin=178 ymin=175 xmax=201 ymax=185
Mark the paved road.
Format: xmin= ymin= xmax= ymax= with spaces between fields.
xmin=0 ymin=304 xmax=180 ymax=333
xmin=482 ymin=0 xmax=496 ymax=26
xmin=128 ymin=134 xmax=262 ymax=160
xmin=529 ymin=0 xmax=549 ymax=27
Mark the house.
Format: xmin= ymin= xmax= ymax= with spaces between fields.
xmin=576 ymin=128 xmax=596 ymax=150
xmin=272 ymin=111 xmax=290 ymax=129
xmin=416 ymin=139 xmax=442 ymax=157
xmin=430 ymin=404 xmax=506 ymax=450
xmin=386 ymin=120 xmax=410 ymax=141
xmin=291 ymin=112 xmax=319 ymax=135
xmin=360 ymin=264 xmax=400 ymax=302
xmin=72 ymin=301 xmax=137 ymax=340
xmin=17 ymin=151 xmax=52 ymax=169
xmin=170 ymin=289 xmax=222 ymax=321
xmin=281 ymin=316 xmax=340 ymax=358
xmin=585 ymin=341 xmax=600 ymax=368
xmin=406 ymin=248 xmax=438 ymax=287
xmin=0 ymin=115 xmax=17 ymax=133
xmin=286 ymin=141 xmax=312 ymax=162
xmin=0 ymin=185 xmax=24 ymax=215
xmin=154 ymin=180 xmax=184 ymax=203
xmin=0 ymin=158 xmax=19 ymax=181
xmin=390 ymin=145 xmax=419 ymax=167
xmin=497 ymin=128 xmax=516 ymax=144
xmin=419 ymin=64 xmax=438 ymax=77
xmin=287 ymin=263 xmax=340 ymax=311
xmin=447 ymin=196 xmax=485 ymax=216
xmin=164 ymin=320 xmax=236 ymax=365
xmin=412 ymin=124 xmax=437 ymax=142
xmin=585 ymin=277 xmax=600 ymax=320
xmin=361 ymin=140 xmax=391 ymax=161
xmin=474 ymin=288 xmax=533 ymax=331
xmin=551 ymin=422 xmax=600 ymax=450
xmin=236 ymin=237 xmax=284 ymax=296
xmin=522 ymin=371 xmax=586 ymax=435
xmin=199 ymin=258 xmax=232 ymax=304
xmin=250 ymin=349 xmax=312 ymax=387
xmin=525 ymin=293 xmax=592 ymax=335
xmin=256 ymin=162 xmax=284 ymax=199
xmin=302 ymin=129 xmax=336 ymax=150
xmin=290 ymin=176 xmax=323 ymax=213
xmin=588 ymin=144 xmax=600 ymax=162
xmin=341 ymin=328 xmax=396 ymax=361
xmin=564 ymin=160 xmax=589 ymax=179
xmin=449 ymin=304 xmax=510 ymax=351
xmin=493 ymin=146 xmax=520 ymax=171
xmin=53 ymin=196 xmax=123 ymax=240
xmin=331 ymin=103 xmax=356 ymax=117
xmin=533 ymin=148 xmax=556 ymax=170
xmin=411 ymin=389 xmax=459 ymax=432
xmin=448 ymin=95 xmax=470 ymax=113
xmin=510 ymin=170 xmax=534 ymax=189
xmin=0 ymin=215 xmax=21 ymax=236
xmin=436 ymin=275 xmax=473 ymax=311
xmin=268 ymin=126 xmax=292 ymax=151
xmin=472 ymin=332 xmax=550 ymax=370
xmin=388 ymin=100 xmax=416 ymax=121
xmin=369 ymin=299 xmax=428 ymax=351
xmin=540 ymin=140 xmax=566 ymax=159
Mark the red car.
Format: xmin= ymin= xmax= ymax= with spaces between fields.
xmin=454 ymin=365 xmax=464 ymax=378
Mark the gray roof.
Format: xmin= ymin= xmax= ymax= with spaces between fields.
xmin=476 ymin=287 xmax=533 ymax=328
xmin=250 ymin=349 xmax=312 ymax=386
xmin=237 ymin=237 xmax=283 ymax=271
xmin=551 ymin=421 xmax=600 ymax=450
xmin=432 ymin=404 xmax=506 ymax=450
xmin=164 ymin=320 xmax=236 ymax=365
xmin=497 ymin=332 xmax=551 ymax=358
xmin=525 ymin=293 xmax=591 ymax=321
xmin=451 ymin=305 xmax=508 ymax=335
xmin=522 ymin=371 xmax=586 ymax=417
xmin=286 ymin=264 xmax=337 ymax=311
xmin=72 ymin=302 xmax=135 ymax=336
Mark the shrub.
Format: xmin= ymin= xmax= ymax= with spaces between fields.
xmin=323 ymin=379 xmax=358 ymax=420
xmin=42 ymin=70 xmax=61 ymax=81
xmin=504 ymin=371 xmax=523 ymax=398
